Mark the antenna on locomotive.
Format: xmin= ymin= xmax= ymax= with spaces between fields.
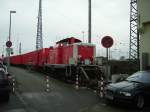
xmin=36 ymin=0 xmax=43 ymax=50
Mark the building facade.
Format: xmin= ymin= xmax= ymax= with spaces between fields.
xmin=138 ymin=0 xmax=150 ymax=70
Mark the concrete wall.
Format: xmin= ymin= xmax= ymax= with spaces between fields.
xmin=138 ymin=0 xmax=150 ymax=69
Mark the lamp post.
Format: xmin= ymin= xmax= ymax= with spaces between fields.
xmin=9 ymin=11 xmax=16 ymax=41
xmin=7 ymin=10 xmax=16 ymax=68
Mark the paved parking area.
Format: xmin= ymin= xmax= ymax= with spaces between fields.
xmin=0 ymin=66 xmax=149 ymax=112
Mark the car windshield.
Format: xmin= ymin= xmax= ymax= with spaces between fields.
xmin=126 ymin=71 xmax=150 ymax=84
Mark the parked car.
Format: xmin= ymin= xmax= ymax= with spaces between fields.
xmin=0 ymin=67 xmax=10 ymax=102
xmin=105 ymin=71 xmax=150 ymax=109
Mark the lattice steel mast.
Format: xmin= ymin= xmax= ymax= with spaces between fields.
xmin=36 ymin=0 xmax=43 ymax=50
xmin=129 ymin=0 xmax=139 ymax=60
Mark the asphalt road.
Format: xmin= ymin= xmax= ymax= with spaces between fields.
xmin=1 ymin=66 xmax=150 ymax=112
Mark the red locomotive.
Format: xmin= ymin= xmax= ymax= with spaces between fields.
xmin=47 ymin=37 xmax=95 ymax=65
xmin=8 ymin=37 xmax=101 ymax=86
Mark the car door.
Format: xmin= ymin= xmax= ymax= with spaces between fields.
xmin=0 ymin=70 xmax=8 ymax=86
xmin=142 ymin=83 xmax=150 ymax=102
xmin=140 ymin=72 xmax=150 ymax=101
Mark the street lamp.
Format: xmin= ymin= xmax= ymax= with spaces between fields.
xmin=9 ymin=11 xmax=16 ymax=41
xmin=7 ymin=10 xmax=16 ymax=68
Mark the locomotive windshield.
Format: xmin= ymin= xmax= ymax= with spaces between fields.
xmin=56 ymin=37 xmax=81 ymax=45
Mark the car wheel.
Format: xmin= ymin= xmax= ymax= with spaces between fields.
xmin=135 ymin=95 xmax=144 ymax=109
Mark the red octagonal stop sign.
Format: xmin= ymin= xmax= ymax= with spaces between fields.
xmin=6 ymin=41 xmax=12 ymax=48
xmin=101 ymin=36 xmax=114 ymax=48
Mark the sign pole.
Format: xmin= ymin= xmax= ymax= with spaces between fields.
xmin=8 ymin=48 xmax=10 ymax=68
xmin=106 ymin=48 xmax=109 ymax=82
xmin=106 ymin=48 xmax=108 ymax=61
xmin=6 ymin=41 xmax=12 ymax=69
xmin=101 ymin=36 xmax=114 ymax=82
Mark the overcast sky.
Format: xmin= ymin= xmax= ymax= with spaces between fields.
xmin=0 ymin=0 xmax=130 ymax=59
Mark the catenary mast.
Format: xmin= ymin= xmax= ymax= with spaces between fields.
xmin=129 ymin=0 xmax=139 ymax=60
xmin=36 ymin=0 xmax=43 ymax=50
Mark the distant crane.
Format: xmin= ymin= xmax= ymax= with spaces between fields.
xmin=129 ymin=0 xmax=139 ymax=60
xmin=36 ymin=0 xmax=43 ymax=50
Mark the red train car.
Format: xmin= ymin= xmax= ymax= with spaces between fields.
xmin=46 ymin=37 xmax=95 ymax=66
xmin=22 ymin=51 xmax=38 ymax=66
xmin=10 ymin=55 xmax=22 ymax=65
xmin=37 ymin=48 xmax=50 ymax=67
xmin=10 ymin=37 xmax=95 ymax=67
xmin=10 ymin=48 xmax=50 ymax=68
